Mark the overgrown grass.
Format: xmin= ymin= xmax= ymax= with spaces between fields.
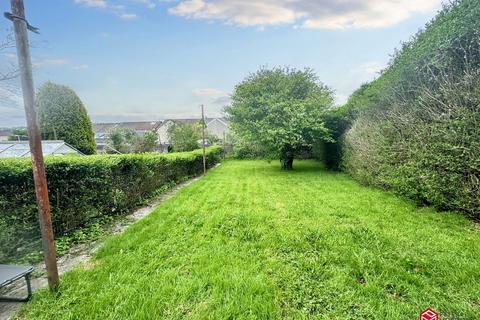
xmin=17 ymin=160 xmax=480 ymax=319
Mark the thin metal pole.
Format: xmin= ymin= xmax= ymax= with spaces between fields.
xmin=10 ymin=0 xmax=59 ymax=291
xmin=201 ymin=104 xmax=206 ymax=175
xmin=222 ymin=131 xmax=226 ymax=159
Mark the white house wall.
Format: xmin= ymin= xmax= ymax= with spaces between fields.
xmin=155 ymin=118 xmax=228 ymax=146
xmin=157 ymin=120 xmax=173 ymax=145
xmin=206 ymin=119 xmax=229 ymax=139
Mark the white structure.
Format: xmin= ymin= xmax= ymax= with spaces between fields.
xmin=157 ymin=118 xmax=229 ymax=146
xmin=205 ymin=118 xmax=229 ymax=140
xmin=0 ymin=141 xmax=83 ymax=158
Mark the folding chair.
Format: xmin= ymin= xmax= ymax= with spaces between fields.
xmin=0 ymin=264 xmax=34 ymax=302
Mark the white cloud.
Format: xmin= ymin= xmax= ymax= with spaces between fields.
xmin=169 ymin=0 xmax=441 ymax=29
xmin=193 ymin=87 xmax=227 ymax=97
xmin=74 ymin=0 xmax=139 ymax=20
xmin=193 ymin=87 xmax=231 ymax=107
xmin=361 ymin=61 xmax=386 ymax=76
xmin=169 ymin=0 xmax=300 ymax=26
xmin=74 ymin=0 xmax=107 ymax=8
xmin=134 ymin=0 xmax=156 ymax=9
xmin=4 ymin=53 xmax=17 ymax=60
xmin=119 ymin=13 xmax=138 ymax=20
xmin=33 ymin=58 xmax=69 ymax=68
xmin=111 ymin=4 xmax=126 ymax=10
xmin=333 ymin=61 xmax=387 ymax=105
xmin=335 ymin=94 xmax=348 ymax=105
xmin=74 ymin=64 xmax=89 ymax=70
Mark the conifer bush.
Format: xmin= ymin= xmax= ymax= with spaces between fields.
xmin=37 ymin=82 xmax=97 ymax=155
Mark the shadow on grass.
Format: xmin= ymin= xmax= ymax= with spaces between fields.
xmin=278 ymin=160 xmax=326 ymax=174
xmin=233 ymin=159 xmax=326 ymax=175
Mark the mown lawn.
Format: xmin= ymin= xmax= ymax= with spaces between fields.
xmin=17 ymin=160 xmax=480 ymax=319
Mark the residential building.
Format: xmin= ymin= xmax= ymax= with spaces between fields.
xmin=0 ymin=128 xmax=12 ymax=142
xmin=157 ymin=118 xmax=229 ymax=145
xmin=93 ymin=118 xmax=229 ymax=153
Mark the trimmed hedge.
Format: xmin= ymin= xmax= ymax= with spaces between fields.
xmin=0 ymin=147 xmax=221 ymax=262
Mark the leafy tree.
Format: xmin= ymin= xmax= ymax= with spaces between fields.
xmin=167 ymin=122 xmax=200 ymax=152
xmin=36 ymin=82 xmax=96 ymax=154
xmin=225 ymin=67 xmax=334 ymax=169
xmin=107 ymin=128 xmax=137 ymax=154
xmin=229 ymin=133 xmax=268 ymax=159
xmin=138 ymin=131 xmax=158 ymax=153
xmin=205 ymin=131 xmax=221 ymax=146
xmin=107 ymin=128 xmax=158 ymax=154
xmin=107 ymin=129 xmax=125 ymax=153
xmin=8 ymin=128 xmax=28 ymax=141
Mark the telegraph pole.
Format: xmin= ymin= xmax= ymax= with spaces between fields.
xmin=8 ymin=0 xmax=59 ymax=290
xmin=201 ymin=104 xmax=206 ymax=175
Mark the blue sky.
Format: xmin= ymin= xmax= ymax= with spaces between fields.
xmin=0 ymin=0 xmax=442 ymax=126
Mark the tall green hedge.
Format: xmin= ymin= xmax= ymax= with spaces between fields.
xmin=0 ymin=147 xmax=221 ymax=262
xmin=327 ymin=0 xmax=480 ymax=218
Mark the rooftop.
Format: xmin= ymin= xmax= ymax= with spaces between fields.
xmin=0 ymin=140 xmax=83 ymax=158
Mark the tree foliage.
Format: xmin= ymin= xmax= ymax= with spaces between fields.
xmin=141 ymin=131 xmax=159 ymax=153
xmin=205 ymin=131 xmax=221 ymax=146
xmin=8 ymin=128 xmax=28 ymax=141
xmin=167 ymin=122 xmax=200 ymax=152
xmin=225 ymin=67 xmax=334 ymax=169
xmin=36 ymin=82 xmax=96 ymax=154
xmin=107 ymin=128 xmax=158 ymax=154
xmin=108 ymin=128 xmax=136 ymax=154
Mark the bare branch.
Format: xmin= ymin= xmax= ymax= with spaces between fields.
xmin=0 ymin=31 xmax=19 ymax=82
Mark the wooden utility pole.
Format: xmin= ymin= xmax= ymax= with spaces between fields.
xmin=9 ymin=0 xmax=59 ymax=290
xmin=201 ymin=104 xmax=206 ymax=175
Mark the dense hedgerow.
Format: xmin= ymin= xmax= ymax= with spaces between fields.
xmin=325 ymin=0 xmax=480 ymax=217
xmin=0 ymin=147 xmax=221 ymax=262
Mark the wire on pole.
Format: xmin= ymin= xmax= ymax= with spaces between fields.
xmin=4 ymin=11 xmax=40 ymax=34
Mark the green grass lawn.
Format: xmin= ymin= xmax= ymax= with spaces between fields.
xmin=17 ymin=160 xmax=480 ymax=319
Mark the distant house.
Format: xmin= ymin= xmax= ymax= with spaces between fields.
xmin=206 ymin=118 xmax=229 ymax=139
xmin=0 ymin=140 xmax=83 ymax=158
xmin=93 ymin=118 xmax=229 ymax=153
xmin=0 ymin=127 xmax=29 ymax=142
xmin=0 ymin=128 xmax=12 ymax=142
xmin=157 ymin=118 xmax=229 ymax=146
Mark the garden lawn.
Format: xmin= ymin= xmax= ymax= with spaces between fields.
xmin=17 ymin=160 xmax=480 ymax=319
